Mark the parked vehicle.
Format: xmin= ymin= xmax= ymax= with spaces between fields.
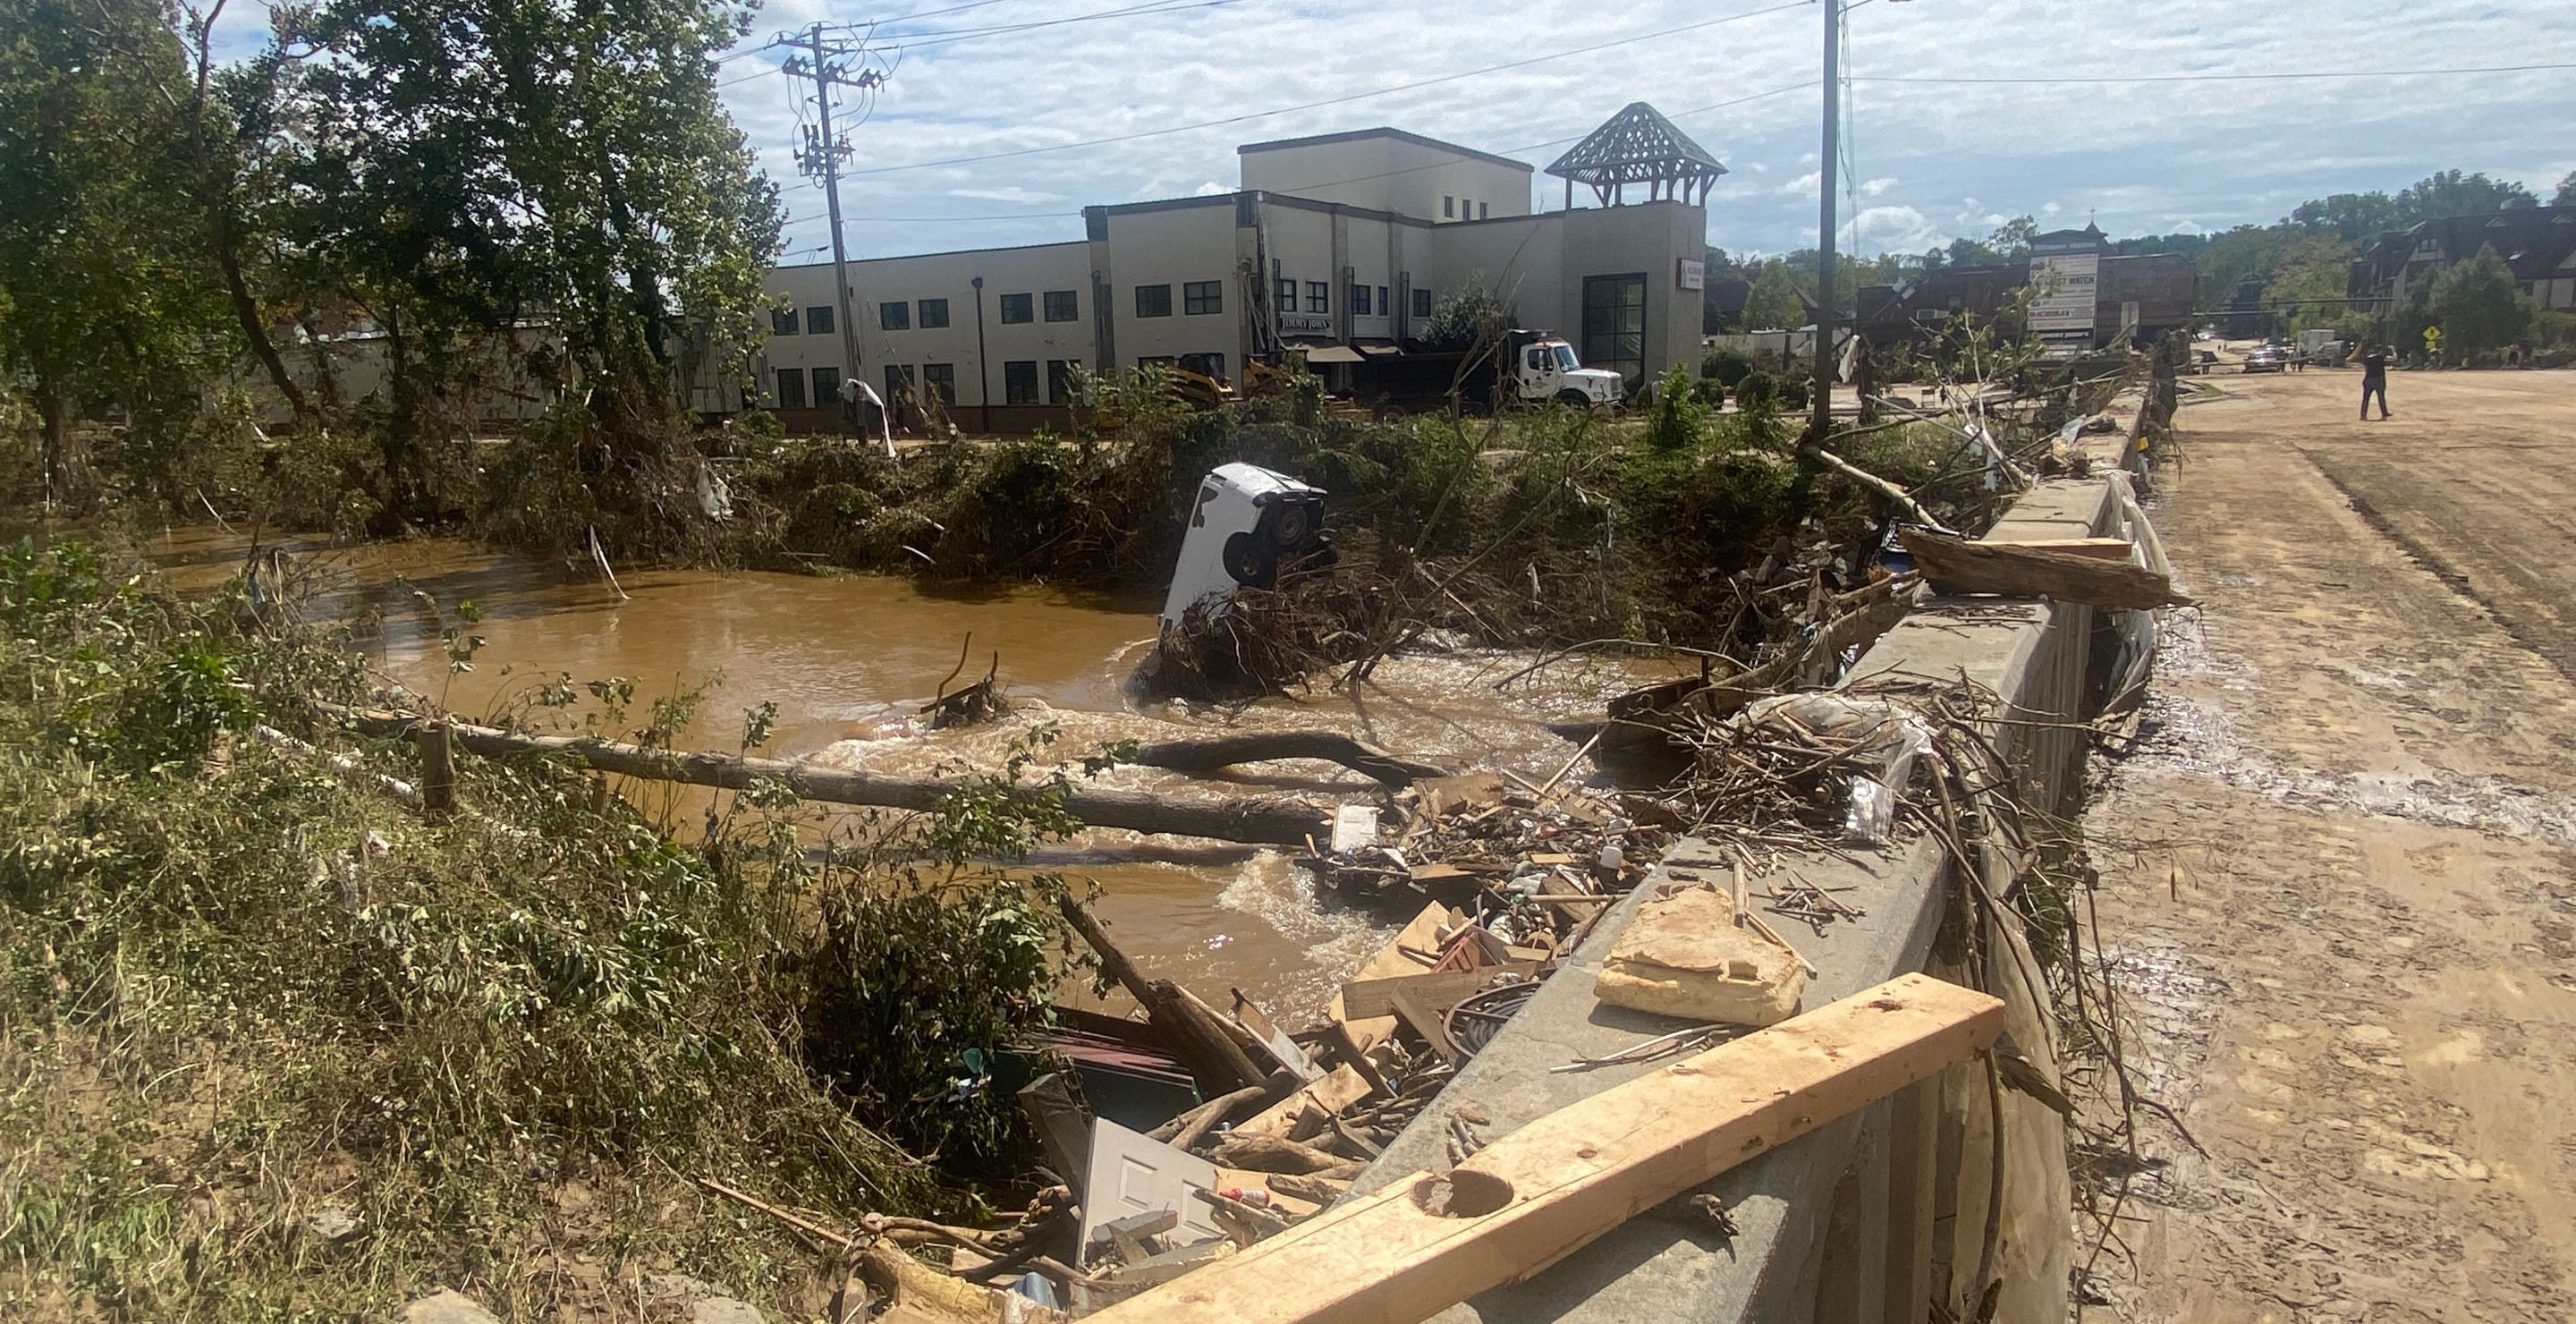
xmin=2241 ymin=346 xmax=2287 ymax=374
xmin=1344 ymin=329 xmax=1623 ymax=419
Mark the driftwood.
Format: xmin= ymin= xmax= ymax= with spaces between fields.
xmin=1203 ymin=1133 xmax=1364 ymax=1178
xmin=1131 ymin=731 xmax=1452 ymax=788
xmin=1899 ymin=529 xmax=2193 ymax=610
xmin=333 ymin=708 xmax=1330 ymax=846
xmin=1059 ymin=896 xmax=1270 ymax=1098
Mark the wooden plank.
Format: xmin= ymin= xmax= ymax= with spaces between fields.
xmin=1330 ymin=903 xmax=1453 ymax=1054
xmin=1386 ymin=984 xmax=1462 ymax=1065
xmin=1336 ymin=963 xmax=1540 ymax=1022
xmin=1081 ymin=973 xmax=2004 ymax=1324
xmin=1899 ymin=529 xmax=2191 ymax=610
xmin=1236 ymin=1065 xmax=1374 ymax=1139
xmin=1979 ymin=535 xmax=2133 ymax=560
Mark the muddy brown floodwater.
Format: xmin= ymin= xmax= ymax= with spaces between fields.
xmin=149 ymin=528 xmax=1661 ymax=1022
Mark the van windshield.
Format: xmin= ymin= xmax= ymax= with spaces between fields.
xmin=1551 ymin=344 xmax=1579 ymax=371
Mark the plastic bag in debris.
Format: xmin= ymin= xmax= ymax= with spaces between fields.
xmin=1735 ymin=693 xmax=1936 ymax=845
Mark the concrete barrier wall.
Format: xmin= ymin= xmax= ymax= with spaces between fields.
xmin=1344 ymin=463 xmax=2148 ymax=1324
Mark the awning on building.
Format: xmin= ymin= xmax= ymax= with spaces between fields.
xmin=1300 ymin=344 xmax=1367 ymax=364
xmin=1354 ymin=340 xmax=1403 ymax=357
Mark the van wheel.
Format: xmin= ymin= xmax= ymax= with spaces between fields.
xmin=1555 ymin=389 xmax=1592 ymax=409
xmin=1372 ymin=402 xmax=1407 ymax=422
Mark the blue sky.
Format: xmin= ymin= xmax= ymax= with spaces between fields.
xmin=212 ymin=0 xmax=2576 ymax=263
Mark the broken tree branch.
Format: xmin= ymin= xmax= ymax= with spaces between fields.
xmin=1131 ymin=731 xmax=1452 ymax=788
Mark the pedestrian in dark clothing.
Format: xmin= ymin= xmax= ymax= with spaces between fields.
xmin=2360 ymin=345 xmax=2391 ymax=420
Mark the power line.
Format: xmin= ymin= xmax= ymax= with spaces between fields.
xmin=1852 ymin=60 xmax=2576 ymax=86
xmin=839 ymin=0 xmax=1815 ymax=176
xmin=875 ymin=0 xmax=1245 ymax=48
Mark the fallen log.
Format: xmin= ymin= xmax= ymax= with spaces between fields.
xmin=1085 ymin=973 xmax=2004 ymax=1324
xmin=1899 ymin=528 xmax=2193 ymax=611
xmin=1131 ymin=731 xmax=1452 ymax=788
xmin=331 ymin=708 xmax=1330 ymax=846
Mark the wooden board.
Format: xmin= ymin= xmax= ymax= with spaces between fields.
xmin=1979 ymin=535 xmax=2134 ymax=560
xmin=1899 ymin=528 xmax=2191 ymax=610
xmin=1083 ymin=973 xmax=2004 ymax=1324
xmin=1329 ymin=902 xmax=1454 ymax=1054
xmin=1336 ymin=963 xmax=1541 ymax=1022
xmin=1236 ymin=1064 xmax=1375 ymax=1139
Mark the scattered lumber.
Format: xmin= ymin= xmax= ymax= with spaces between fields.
xmin=1203 ymin=1133 xmax=1363 ymax=1178
xmin=1899 ymin=529 xmax=2193 ymax=611
xmin=331 ymin=707 xmax=1330 ymax=846
xmin=1131 ymin=731 xmax=1453 ymax=787
xmin=1980 ymin=535 xmax=2134 ymax=560
xmin=1082 ymin=973 xmax=2005 ymax=1324
xmin=1335 ymin=964 xmax=1539 ymax=1022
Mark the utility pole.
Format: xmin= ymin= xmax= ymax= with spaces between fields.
xmin=786 ymin=24 xmax=882 ymax=424
xmin=1810 ymin=0 xmax=1841 ymax=446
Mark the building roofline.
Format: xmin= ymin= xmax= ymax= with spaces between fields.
xmin=1235 ymin=126 xmax=1533 ymax=174
xmin=769 ymin=238 xmax=1089 ymax=273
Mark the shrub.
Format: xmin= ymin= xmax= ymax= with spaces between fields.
xmin=1643 ymin=363 xmax=1709 ymax=453
xmin=1701 ymin=349 xmax=1753 ymax=387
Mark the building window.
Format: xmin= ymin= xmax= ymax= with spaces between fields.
xmin=921 ymin=362 xmax=956 ymax=405
xmin=1444 ymin=195 xmax=1454 ymax=218
xmin=1349 ymin=284 xmax=1371 ymax=316
xmin=884 ymin=363 xmax=915 ymax=404
xmin=919 ymin=298 xmax=950 ymax=329
xmin=811 ymin=368 xmax=843 ymax=406
xmin=775 ymin=367 xmax=807 ymax=408
xmin=1135 ymin=284 xmax=1174 ymax=318
xmin=1411 ymin=287 xmax=1434 ymax=318
xmin=1137 ymin=356 xmax=1177 ymax=370
xmin=1377 ymin=286 xmax=1389 ymax=318
xmin=1004 ymin=360 xmax=1039 ymax=404
xmin=1183 ymin=280 xmax=1223 ymax=316
xmin=1305 ymin=281 xmax=1328 ymax=313
xmin=879 ymin=301 xmax=910 ymax=331
xmin=1581 ymin=273 xmax=1648 ymax=390
xmin=805 ymin=305 xmax=835 ymax=335
xmin=1046 ymin=359 xmax=1079 ymax=402
xmin=1479 ymin=201 xmax=1489 ymax=220
xmin=770 ymin=308 xmax=799 ymax=335
xmin=1043 ymin=290 xmax=1079 ymax=322
xmin=1180 ymin=352 xmax=1225 ymax=381
xmin=999 ymin=293 xmax=1034 ymax=324
xmin=1275 ymin=276 xmax=1296 ymax=310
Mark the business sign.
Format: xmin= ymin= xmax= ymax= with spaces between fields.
xmin=2027 ymin=251 xmax=2098 ymax=349
xmin=1279 ymin=312 xmax=1334 ymax=334
xmin=1676 ymin=258 xmax=1706 ymax=292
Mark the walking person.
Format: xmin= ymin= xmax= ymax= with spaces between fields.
xmin=2360 ymin=343 xmax=2392 ymax=420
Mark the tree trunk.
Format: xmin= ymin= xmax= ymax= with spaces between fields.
xmin=332 ymin=708 xmax=1333 ymax=846
xmin=1131 ymin=732 xmax=1452 ymax=787
xmin=35 ymin=377 xmax=70 ymax=514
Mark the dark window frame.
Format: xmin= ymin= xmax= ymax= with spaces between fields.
xmin=918 ymin=298 xmax=951 ymax=329
xmin=1042 ymin=289 xmax=1080 ymax=322
xmin=1580 ymin=272 xmax=1648 ymax=389
xmin=1411 ymin=287 xmax=1434 ymax=318
xmin=920 ymin=362 xmax=956 ymax=405
xmin=1134 ymin=284 xmax=1174 ymax=318
xmin=811 ymin=368 xmax=843 ymax=406
xmin=770 ymin=308 xmax=799 ymax=336
xmin=805 ymin=305 xmax=835 ymax=335
xmin=999 ymin=292 xmax=1035 ymax=325
xmin=878 ymin=301 xmax=911 ymax=331
xmin=775 ymin=367 xmax=807 ymax=408
xmin=1183 ymin=280 xmax=1223 ymax=316
xmin=1349 ymin=284 xmax=1371 ymax=316
xmin=1003 ymin=360 xmax=1039 ymax=404
xmin=1275 ymin=276 xmax=1296 ymax=310
xmin=1304 ymin=281 xmax=1328 ymax=313
xmin=1046 ymin=359 xmax=1079 ymax=403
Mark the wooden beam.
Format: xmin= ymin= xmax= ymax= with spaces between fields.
xmin=1132 ymin=731 xmax=1452 ymax=787
xmin=1335 ymin=963 xmax=1540 ymax=1022
xmin=1979 ymin=535 xmax=2134 ymax=561
xmin=1899 ymin=529 xmax=2193 ymax=611
xmin=1081 ymin=973 xmax=2004 ymax=1324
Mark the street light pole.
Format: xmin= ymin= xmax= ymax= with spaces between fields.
xmin=971 ymin=276 xmax=990 ymax=434
xmin=1811 ymin=0 xmax=1840 ymax=446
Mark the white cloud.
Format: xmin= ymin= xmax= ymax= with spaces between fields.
xmin=1861 ymin=177 xmax=1897 ymax=197
xmin=1780 ymin=171 xmax=1822 ymax=197
xmin=1193 ymin=181 xmax=1231 ymax=196
xmin=947 ymin=186 xmax=1066 ymax=205
xmin=1851 ymin=206 xmax=1944 ymax=253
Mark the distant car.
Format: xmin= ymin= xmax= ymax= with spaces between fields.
xmin=2241 ymin=347 xmax=2287 ymax=374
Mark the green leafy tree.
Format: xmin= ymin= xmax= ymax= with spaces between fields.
xmin=0 ymin=0 xmax=233 ymax=509
xmin=1740 ymin=260 xmax=1805 ymax=330
xmin=2429 ymin=244 xmax=2537 ymax=358
xmin=1420 ymin=284 xmax=1510 ymax=350
xmin=2556 ymin=170 xmax=2576 ymax=208
xmin=265 ymin=0 xmax=784 ymax=524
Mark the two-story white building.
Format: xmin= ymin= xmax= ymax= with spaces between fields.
xmin=751 ymin=114 xmax=1716 ymax=433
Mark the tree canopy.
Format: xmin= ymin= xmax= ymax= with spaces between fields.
xmin=2428 ymin=245 xmax=2537 ymax=357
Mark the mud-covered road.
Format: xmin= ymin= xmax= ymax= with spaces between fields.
xmin=2089 ymin=366 xmax=2576 ymax=1321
